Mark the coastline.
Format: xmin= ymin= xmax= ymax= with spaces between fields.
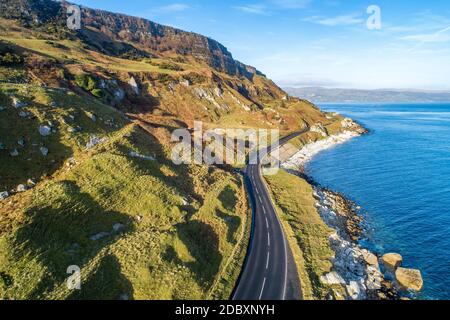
xmin=281 ymin=122 xmax=402 ymax=300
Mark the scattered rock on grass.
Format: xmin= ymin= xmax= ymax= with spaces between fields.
xmin=18 ymin=111 xmax=29 ymax=118
xmin=86 ymin=136 xmax=108 ymax=149
xmin=40 ymin=147 xmax=49 ymax=156
xmin=16 ymin=184 xmax=27 ymax=192
xmin=12 ymin=97 xmax=27 ymax=108
xmin=0 ymin=191 xmax=9 ymax=200
xmin=39 ymin=125 xmax=52 ymax=136
xmin=129 ymin=150 xmax=155 ymax=161
xmin=90 ymin=232 xmax=110 ymax=241
xmin=112 ymin=223 xmax=125 ymax=233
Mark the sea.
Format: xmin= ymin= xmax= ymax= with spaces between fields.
xmin=305 ymin=103 xmax=450 ymax=300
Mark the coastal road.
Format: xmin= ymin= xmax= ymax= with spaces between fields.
xmin=233 ymin=129 xmax=308 ymax=300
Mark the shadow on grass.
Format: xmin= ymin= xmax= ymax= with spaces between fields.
xmin=172 ymin=221 xmax=222 ymax=288
xmin=67 ymin=254 xmax=134 ymax=300
xmin=13 ymin=180 xmax=133 ymax=299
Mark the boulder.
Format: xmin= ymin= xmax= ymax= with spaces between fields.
xmin=362 ymin=250 xmax=379 ymax=269
xmin=395 ymin=268 xmax=423 ymax=291
xmin=40 ymin=147 xmax=49 ymax=156
xmin=16 ymin=184 xmax=27 ymax=192
xmin=18 ymin=111 xmax=29 ymax=118
xmin=39 ymin=125 xmax=52 ymax=136
xmin=346 ymin=281 xmax=363 ymax=300
xmin=129 ymin=150 xmax=154 ymax=161
xmin=112 ymin=223 xmax=125 ymax=233
xmin=381 ymin=253 xmax=403 ymax=269
xmin=18 ymin=139 xmax=25 ymax=147
xmin=0 ymin=191 xmax=9 ymax=200
xmin=27 ymin=179 xmax=36 ymax=187
xmin=86 ymin=136 xmax=108 ymax=149
xmin=0 ymin=142 xmax=4 ymax=150
xmin=320 ymin=271 xmax=346 ymax=285
xmin=10 ymin=149 xmax=19 ymax=157
xmin=128 ymin=77 xmax=140 ymax=95
xmin=12 ymin=97 xmax=27 ymax=108
xmin=90 ymin=232 xmax=110 ymax=241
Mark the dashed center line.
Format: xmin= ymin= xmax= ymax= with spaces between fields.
xmin=259 ymin=277 xmax=267 ymax=300
xmin=262 ymin=206 xmax=266 ymax=214
xmin=265 ymin=217 xmax=269 ymax=228
xmin=266 ymin=252 xmax=270 ymax=269
xmin=267 ymin=233 xmax=271 ymax=247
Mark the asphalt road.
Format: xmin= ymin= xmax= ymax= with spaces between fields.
xmin=232 ymin=129 xmax=308 ymax=300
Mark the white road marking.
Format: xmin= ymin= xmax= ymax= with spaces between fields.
xmin=265 ymin=217 xmax=269 ymax=228
xmin=266 ymin=252 xmax=270 ymax=269
xmin=267 ymin=233 xmax=270 ymax=247
xmin=258 ymin=195 xmax=263 ymax=203
xmin=262 ymin=206 xmax=266 ymax=214
xmin=259 ymin=277 xmax=267 ymax=300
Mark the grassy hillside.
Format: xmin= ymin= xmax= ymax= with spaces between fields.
xmin=0 ymin=2 xmax=352 ymax=300
xmin=0 ymin=82 xmax=250 ymax=299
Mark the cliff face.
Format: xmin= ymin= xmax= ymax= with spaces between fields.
xmin=0 ymin=0 xmax=262 ymax=79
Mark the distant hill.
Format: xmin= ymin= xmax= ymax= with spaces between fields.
xmin=284 ymin=87 xmax=450 ymax=103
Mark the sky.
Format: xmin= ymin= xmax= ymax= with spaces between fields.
xmin=71 ymin=0 xmax=450 ymax=91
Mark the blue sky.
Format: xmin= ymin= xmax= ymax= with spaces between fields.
xmin=72 ymin=0 xmax=450 ymax=90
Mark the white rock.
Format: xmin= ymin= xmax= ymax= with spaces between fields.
xmin=39 ymin=125 xmax=52 ymax=136
xmin=128 ymin=77 xmax=140 ymax=95
xmin=320 ymin=271 xmax=346 ymax=285
xmin=86 ymin=136 xmax=108 ymax=149
xmin=16 ymin=184 xmax=27 ymax=192
xmin=0 ymin=191 xmax=9 ymax=200
xmin=112 ymin=223 xmax=125 ymax=233
xmin=40 ymin=147 xmax=49 ymax=156
xmin=129 ymin=151 xmax=154 ymax=161
xmin=90 ymin=232 xmax=110 ymax=241
xmin=18 ymin=139 xmax=25 ymax=147
xmin=346 ymin=281 xmax=362 ymax=300
xmin=10 ymin=149 xmax=19 ymax=157
xmin=13 ymin=97 xmax=27 ymax=108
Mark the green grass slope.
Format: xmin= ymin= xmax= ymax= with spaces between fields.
xmin=0 ymin=83 xmax=249 ymax=300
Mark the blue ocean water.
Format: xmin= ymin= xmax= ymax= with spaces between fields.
xmin=305 ymin=103 xmax=450 ymax=300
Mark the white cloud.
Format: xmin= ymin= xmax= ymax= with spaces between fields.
xmin=158 ymin=3 xmax=190 ymax=13
xmin=271 ymin=0 xmax=312 ymax=9
xmin=234 ymin=4 xmax=268 ymax=15
xmin=303 ymin=14 xmax=364 ymax=27
xmin=401 ymin=26 xmax=450 ymax=43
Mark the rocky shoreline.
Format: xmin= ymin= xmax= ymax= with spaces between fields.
xmin=282 ymin=119 xmax=423 ymax=300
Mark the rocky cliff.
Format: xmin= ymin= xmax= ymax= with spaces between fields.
xmin=0 ymin=0 xmax=262 ymax=79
